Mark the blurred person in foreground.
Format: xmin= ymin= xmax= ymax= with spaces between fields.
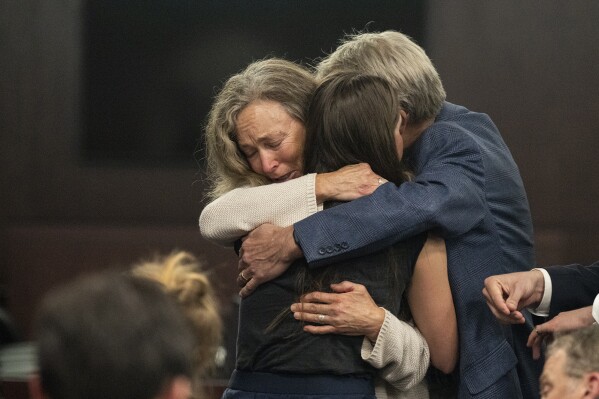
xmin=132 ymin=250 xmax=223 ymax=398
xmin=28 ymin=271 xmax=195 ymax=399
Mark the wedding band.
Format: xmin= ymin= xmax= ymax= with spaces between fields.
xmin=318 ymin=314 xmax=325 ymax=322
xmin=240 ymin=271 xmax=248 ymax=282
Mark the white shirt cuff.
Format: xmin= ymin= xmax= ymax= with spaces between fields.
xmin=528 ymin=268 xmax=552 ymax=317
xmin=593 ymin=294 xmax=599 ymax=324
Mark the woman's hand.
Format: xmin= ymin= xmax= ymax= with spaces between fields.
xmin=315 ymin=163 xmax=386 ymax=203
xmin=528 ymin=305 xmax=595 ymax=360
xmin=290 ymin=281 xmax=385 ymax=342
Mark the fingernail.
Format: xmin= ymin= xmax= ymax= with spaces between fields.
xmin=293 ymin=312 xmax=300 ymax=319
xmin=290 ymin=304 xmax=297 ymax=311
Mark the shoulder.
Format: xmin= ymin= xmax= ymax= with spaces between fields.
xmin=430 ymin=103 xmax=495 ymax=142
xmin=411 ymin=102 xmax=502 ymax=164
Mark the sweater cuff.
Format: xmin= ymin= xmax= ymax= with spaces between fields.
xmin=361 ymin=308 xmax=390 ymax=363
xmin=593 ymin=294 xmax=599 ymax=324
xmin=305 ymin=173 xmax=322 ymax=213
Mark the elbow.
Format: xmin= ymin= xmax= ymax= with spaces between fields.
xmin=198 ymin=215 xmax=222 ymax=244
xmin=198 ymin=222 xmax=213 ymax=241
xmin=431 ymin=354 xmax=457 ymax=375
xmin=198 ymin=209 xmax=218 ymax=240
xmin=198 ymin=221 xmax=211 ymax=240
xmin=430 ymin=335 xmax=458 ymax=374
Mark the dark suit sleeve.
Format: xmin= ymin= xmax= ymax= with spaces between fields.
xmin=294 ymin=126 xmax=487 ymax=268
xmin=545 ymin=261 xmax=599 ymax=317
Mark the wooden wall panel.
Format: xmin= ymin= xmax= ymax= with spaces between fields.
xmin=1 ymin=225 xmax=238 ymax=338
xmin=1 ymin=0 xmax=598 ymax=349
xmin=426 ymin=1 xmax=599 ymax=265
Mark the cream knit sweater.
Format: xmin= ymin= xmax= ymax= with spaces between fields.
xmin=200 ymin=174 xmax=322 ymax=246
xmin=199 ymin=173 xmax=430 ymax=398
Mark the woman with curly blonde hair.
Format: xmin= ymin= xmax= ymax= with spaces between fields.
xmin=132 ymin=251 xmax=222 ymax=398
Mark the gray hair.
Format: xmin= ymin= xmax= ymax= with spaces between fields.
xmin=547 ymin=326 xmax=599 ymax=379
xmin=316 ymin=30 xmax=446 ymax=123
xmin=204 ymin=58 xmax=316 ymax=200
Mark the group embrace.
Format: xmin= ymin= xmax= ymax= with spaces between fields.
xmin=199 ymin=30 xmax=540 ymax=399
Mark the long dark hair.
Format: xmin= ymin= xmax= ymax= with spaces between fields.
xmin=306 ymin=72 xmax=412 ymax=316
xmin=304 ymin=72 xmax=410 ymax=184
xmin=268 ymin=73 xmax=414 ymax=334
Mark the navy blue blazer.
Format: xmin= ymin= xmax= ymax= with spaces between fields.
xmin=545 ymin=262 xmax=599 ymax=318
xmin=294 ymin=102 xmax=540 ymax=398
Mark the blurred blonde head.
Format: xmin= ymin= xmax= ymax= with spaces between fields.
xmin=131 ymin=251 xmax=222 ymax=395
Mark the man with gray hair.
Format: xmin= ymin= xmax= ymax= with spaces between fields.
xmin=540 ymin=326 xmax=599 ymax=399
xmin=238 ymin=30 xmax=539 ymax=398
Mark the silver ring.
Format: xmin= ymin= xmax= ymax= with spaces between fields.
xmin=318 ymin=314 xmax=325 ymax=322
xmin=240 ymin=271 xmax=248 ymax=282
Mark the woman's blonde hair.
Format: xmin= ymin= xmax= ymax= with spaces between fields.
xmin=131 ymin=251 xmax=221 ymax=397
xmin=203 ymin=58 xmax=316 ymax=200
xmin=316 ymin=30 xmax=446 ymax=123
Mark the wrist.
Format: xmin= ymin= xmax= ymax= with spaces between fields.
xmin=284 ymin=226 xmax=303 ymax=262
xmin=315 ymin=173 xmax=331 ymax=204
xmin=531 ymin=269 xmax=546 ymax=307
xmin=366 ymin=307 xmax=386 ymax=343
xmin=583 ymin=306 xmax=596 ymax=326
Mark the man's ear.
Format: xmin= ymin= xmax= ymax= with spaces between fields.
xmin=161 ymin=376 xmax=192 ymax=399
xmin=28 ymin=374 xmax=50 ymax=399
xmin=398 ymin=109 xmax=409 ymax=134
xmin=583 ymin=372 xmax=599 ymax=398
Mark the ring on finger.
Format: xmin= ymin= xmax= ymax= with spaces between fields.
xmin=317 ymin=314 xmax=325 ymax=322
xmin=240 ymin=270 xmax=249 ymax=282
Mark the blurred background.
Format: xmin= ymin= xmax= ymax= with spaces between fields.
xmin=1 ymin=0 xmax=598 ymax=391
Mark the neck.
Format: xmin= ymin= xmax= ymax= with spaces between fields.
xmin=403 ymin=118 xmax=434 ymax=149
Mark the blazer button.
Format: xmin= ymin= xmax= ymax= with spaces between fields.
xmin=326 ymin=246 xmax=334 ymax=254
xmin=334 ymin=244 xmax=342 ymax=252
xmin=341 ymin=242 xmax=349 ymax=249
xmin=318 ymin=247 xmax=326 ymax=255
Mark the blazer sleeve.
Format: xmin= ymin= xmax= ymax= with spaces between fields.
xmin=294 ymin=127 xmax=487 ymax=267
xmin=199 ymin=174 xmax=320 ymax=246
xmin=545 ymin=261 xmax=599 ymax=317
xmin=361 ymin=309 xmax=430 ymax=393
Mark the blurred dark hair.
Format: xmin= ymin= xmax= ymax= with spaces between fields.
xmin=35 ymin=272 xmax=195 ymax=399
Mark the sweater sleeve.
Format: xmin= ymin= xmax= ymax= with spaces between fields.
xmin=361 ymin=309 xmax=430 ymax=393
xmin=199 ymin=174 xmax=321 ymax=246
